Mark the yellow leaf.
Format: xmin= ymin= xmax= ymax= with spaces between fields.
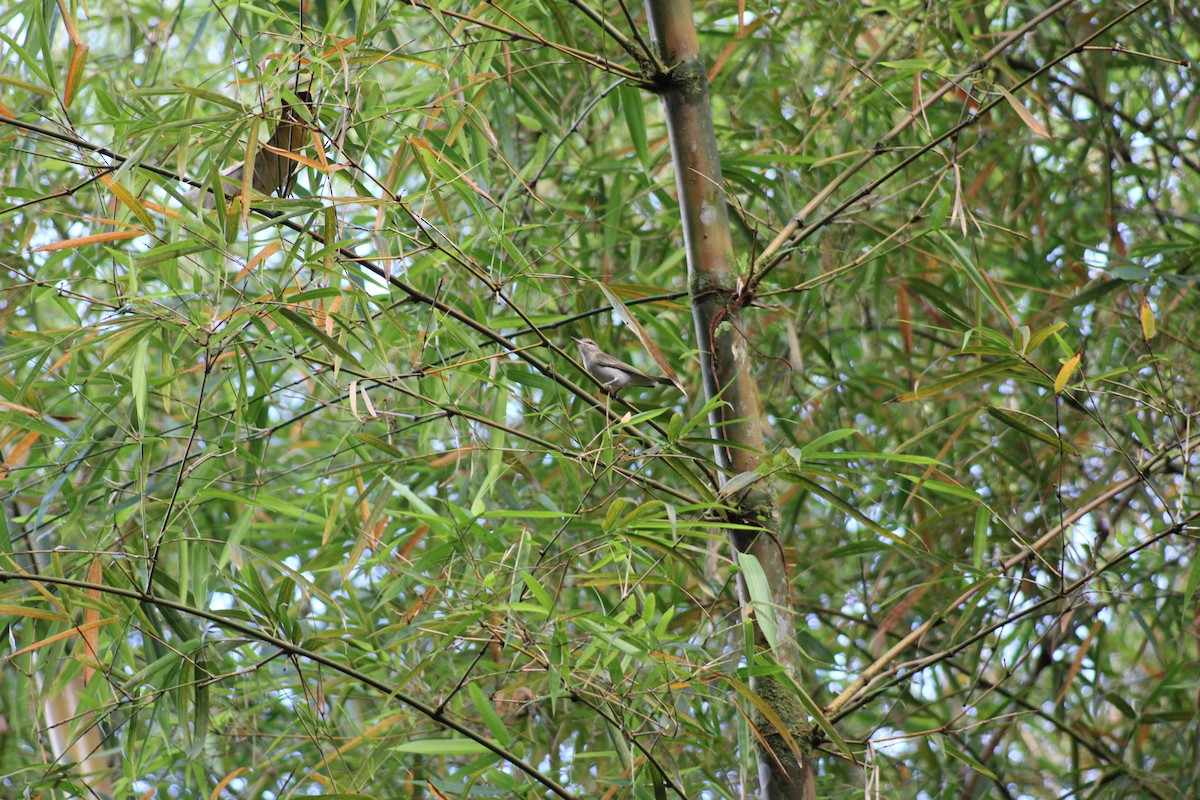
xmin=1054 ymin=352 xmax=1082 ymax=394
xmin=0 ymin=603 xmax=67 ymax=620
xmin=100 ymin=174 xmax=156 ymax=231
xmin=1139 ymin=297 xmax=1156 ymax=340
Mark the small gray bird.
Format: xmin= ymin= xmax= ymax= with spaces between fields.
xmin=572 ymin=337 xmax=678 ymax=395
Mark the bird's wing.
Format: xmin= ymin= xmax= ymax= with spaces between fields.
xmin=595 ymin=352 xmax=645 ymax=375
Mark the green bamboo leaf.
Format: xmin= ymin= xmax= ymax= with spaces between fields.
xmin=897 ymin=474 xmax=980 ymax=501
xmin=276 ymin=307 xmax=363 ymax=367
xmin=619 ymin=84 xmax=651 ymax=171
xmin=941 ymin=737 xmax=998 ymax=779
xmin=897 ymin=359 xmax=1025 ymax=402
xmin=521 ymin=571 xmax=554 ymax=611
xmin=1026 ymin=321 xmax=1067 ymax=353
xmin=198 ymin=488 xmax=325 ymax=525
xmin=132 ymin=336 xmax=149 ymax=425
xmin=91 ymin=322 xmax=155 ymax=378
xmin=174 ymin=82 xmax=245 ymax=110
xmin=973 ymin=506 xmax=990 ymax=571
xmin=737 ymin=552 xmax=778 ymax=653
xmin=394 ymin=739 xmax=493 ymax=755
xmin=934 ymin=233 xmax=1011 ymax=320
xmin=471 ymin=463 xmax=504 ymax=517
xmin=468 ymin=682 xmax=513 ymax=747
xmin=986 ymin=406 xmax=1079 ymax=455
xmin=1185 ymin=553 xmax=1200 ymax=614
xmin=802 ymin=451 xmax=941 ymax=466
xmin=799 ymin=428 xmax=858 ymax=455
xmin=354 ymin=433 xmax=404 ymax=459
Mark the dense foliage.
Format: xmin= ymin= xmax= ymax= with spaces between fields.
xmin=2 ymin=1 xmax=1198 ymax=798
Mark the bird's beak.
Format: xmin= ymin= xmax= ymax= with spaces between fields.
xmin=570 ymin=337 xmax=582 ymax=344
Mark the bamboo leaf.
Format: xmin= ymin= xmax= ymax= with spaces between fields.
xmin=997 ymin=85 xmax=1053 ymax=139
xmin=897 ymin=359 xmax=1025 ymax=402
xmin=1054 ymin=352 xmax=1082 ymax=394
xmin=1140 ymin=297 xmax=1156 ymax=340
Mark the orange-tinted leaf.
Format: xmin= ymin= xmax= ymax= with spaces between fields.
xmin=63 ymin=43 xmax=89 ymax=108
xmin=57 ymin=0 xmax=81 ymax=43
xmin=1056 ymin=618 xmax=1104 ymax=705
xmin=5 ymin=429 xmax=40 ymax=467
xmin=209 ymin=767 xmax=248 ymax=800
xmin=260 ymin=141 xmax=348 ymax=173
xmin=235 ymin=241 xmax=282 ymax=282
xmin=6 ymin=617 xmax=118 ymax=659
xmin=0 ymin=399 xmax=41 ymax=415
xmin=139 ymin=197 xmax=181 ymax=221
xmin=31 ymin=229 xmax=145 ymax=252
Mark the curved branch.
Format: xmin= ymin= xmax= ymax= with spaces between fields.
xmin=0 ymin=569 xmax=580 ymax=800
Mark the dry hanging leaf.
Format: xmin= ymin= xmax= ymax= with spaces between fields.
xmin=998 ymin=86 xmax=1053 ymax=139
